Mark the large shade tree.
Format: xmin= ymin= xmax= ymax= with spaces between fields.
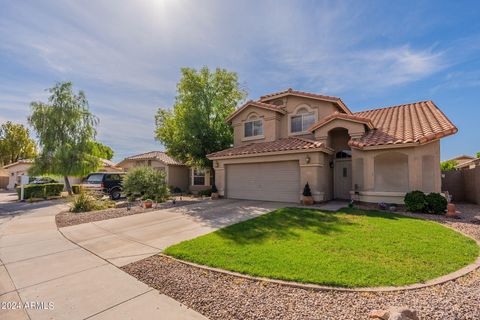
xmin=28 ymin=82 xmax=110 ymax=194
xmin=155 ymin=67 xmax=246 ymax=172
xmin=0 ymin=121 xmax=37 ymax=166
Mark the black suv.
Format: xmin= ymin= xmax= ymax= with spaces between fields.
xmin=81 ymin=172 xmax=125 ymax=200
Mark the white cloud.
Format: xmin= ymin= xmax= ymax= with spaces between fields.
xmin=0 ymin=0 xmax=455 ymax=161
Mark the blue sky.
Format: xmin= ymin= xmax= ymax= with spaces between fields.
xmin=1 ymin=0 xmax=479 ymax=162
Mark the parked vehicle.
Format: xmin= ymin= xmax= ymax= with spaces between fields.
xmin=30 ymin=177 xmax=57 ymax=184
xmin=81 ymin=172 xmax=125 ymax=200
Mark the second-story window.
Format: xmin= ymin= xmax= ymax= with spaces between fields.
xmin=291 ymin=109 xmax=315 ymax=133
xmin=244 ymin=119 xmax=263 ymax=137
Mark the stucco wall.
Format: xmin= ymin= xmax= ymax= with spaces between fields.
xmin=351 ymin=140 xmax=441 ymax=204
xmin=232 ymin=106 xmax=280 ymax=147
xmin=167 ymin=165 xmax=189 ymax=192
xmin=231 ymin=96 xmax=342 ymax=147
xmin=442 ymin=167 xmax=480 ymax=204
xmin=5 ymin=163 xmax=32 ymax=189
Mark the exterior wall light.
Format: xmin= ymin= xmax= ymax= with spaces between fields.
xmin=305 ymin=155 xmax=310 ymax=164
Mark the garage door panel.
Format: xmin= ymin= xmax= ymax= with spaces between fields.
xmin=226 ymin=161 xmax=300 ymax=203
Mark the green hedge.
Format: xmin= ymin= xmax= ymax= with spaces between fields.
xmin=16 ymin=183 xmax=64 ymax=200
xmin=404 ymin=190 xmax=447 ymax=214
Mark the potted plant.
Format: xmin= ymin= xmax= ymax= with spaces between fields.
xmin=142 ymin=197 xmax=153 ymax=209
xmin=302 ymin=182 xmax=314 ymax=205
xmin=211 ymin=184 xmax=219 ymax=199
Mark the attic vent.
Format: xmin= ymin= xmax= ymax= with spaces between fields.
xmin=272 ymin=99 xmax=283 ymax=106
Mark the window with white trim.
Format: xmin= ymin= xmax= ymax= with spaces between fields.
xmin=193 ymin=168 xmax=206 ymax=186
xmin=244 ymin=118 xmax=263 ymax=137
xmin=291 ymin=109 xmax=315 ymax=133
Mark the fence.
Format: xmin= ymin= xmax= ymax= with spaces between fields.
xmin=0 ymin=176 xmax=8 ymax=189
xmin=442 ymin=166 xmax=480 ymax=204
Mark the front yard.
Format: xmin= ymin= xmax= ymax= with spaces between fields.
xmin=164 ymin=207 xmax=479 ymax=288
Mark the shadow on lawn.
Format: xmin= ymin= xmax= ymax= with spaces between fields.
xmin=216 ymin=207 xmax=355 ymax=244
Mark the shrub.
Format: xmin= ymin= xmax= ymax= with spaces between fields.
xmin=44 ymin=183 xmax=64 ymax=197
xmin=302 ymin=183 xmax=312 ymax=197
xmin=70 ymin=189 xmax=115 ymax=213
xmin=404 ymin=190 xmax=427 ymax=212
xmin=198 ymin=189 xmax=212 ymax=197
xmin=211 ymin=184 xmax=218 ymax=193
xmin=425 ymin=192 xmax=448 ymax=214
xmin=440 ymin=160 xmax=457 ymax=172
xmin=122 ymin=166 xmax=169 ymax=202
xmin=16 ymin=183 xmax=64 ymax=200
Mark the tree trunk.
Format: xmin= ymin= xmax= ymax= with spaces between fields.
xmin=64 ymin=176 xmax=72 ymax=195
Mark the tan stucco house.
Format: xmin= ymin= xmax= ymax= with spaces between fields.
xmin=117 ymin=151 xmax=211 ymax=193
xmin=207 ymin=89 xmax=457 ymax=204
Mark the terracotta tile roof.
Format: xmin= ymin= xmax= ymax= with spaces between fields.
xmin=455 ymin=157 xmax=480 ymax=169
xmin=208 ymin=137 xmax=325 ymax=158
xmin=309 ymin=112 xmax=374 ymax=132
xmin=350 ymin=100 xmax=457 ymax=148
xmin=121 ymin=151 xmax=184 ymax=166
xmin=225 ymin=100 xmax=286 ymax=123
xmin=258 ymin=88 xmax=352 ymax=114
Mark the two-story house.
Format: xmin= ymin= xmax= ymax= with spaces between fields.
xmin=207 ymin=89 xmax=457 ymax=204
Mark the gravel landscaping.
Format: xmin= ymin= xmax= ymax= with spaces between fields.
xmin=122 ymin=203 xmax=480 ymax=320
xmin=56 ymin=198 xmax=202 ymax=228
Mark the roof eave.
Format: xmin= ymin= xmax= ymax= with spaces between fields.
xmin=208 ymin=146 xmax=333 ymax=160
xmin=225 ymin=101 xmax=286 ymax=123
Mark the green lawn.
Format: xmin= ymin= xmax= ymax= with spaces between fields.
xmin=164 ymin=208 xmax=479 ymax=288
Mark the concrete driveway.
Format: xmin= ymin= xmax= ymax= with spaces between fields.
xmin=0 ymin=200 xmax=208 ymax=320
xmin=60 ymin=199 xmax=287 ymax=267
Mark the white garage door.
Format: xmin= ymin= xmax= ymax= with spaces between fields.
xmin=226 ymin=161 xmax=300 ymax=203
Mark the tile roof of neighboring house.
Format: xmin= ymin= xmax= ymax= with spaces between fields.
xmin=208 ymin=137 xmax=325 ymax=158
xmin=120 ymin=151 xmax=184 ymax=166
xmin=3 ymin=159 xmax=34 ymax=169
xmin=100 ymin=159 xmax=118 ymax=167
xmin=225 ymin=100 xmax=286 ymax=123
xmin=447 ymin=154 xmax=475 ymax=162
xmin=309 ymin=112 xmax=374 ymax=132
xmin=258 ymin=88 xmax=352 ymax=114
xmin=455 ymin=157 xmax=480 ymax=169
xmin=350 ymin=100 xmax=457 ymax=148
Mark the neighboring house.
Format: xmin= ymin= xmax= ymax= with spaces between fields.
xmin=447 ymin=154 xmax=476 ymax=166
xmin=4 ymin=160 xmax=34 ymax=189
xmin=455 ymin=157 xmax=480 ymax=170
xmin=3 ymin=158 xmax=123 ymax=189
xmin=207 ymin=89 xmax=457 ymax=204
xmin=117 ymin=151 xmax=211 ymax=193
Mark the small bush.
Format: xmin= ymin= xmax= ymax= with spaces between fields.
xmin=70 ymin=189 xmax=115 ymax=213
xmin=425 ymin=192 xmax=448 ymax=214
xmin=122 ymin=166 xmax=169 ymax=202
xmin=198 ymin=189 xmax=212 ymax=197
xmin=211 ymin=184 xmax=218 ymax=193
xmin=404 ymin=190 xmax=427 ymax=212
xmin=303 ymin=183 xmax=312 ymax=197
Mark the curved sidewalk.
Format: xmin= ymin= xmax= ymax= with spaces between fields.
xmin=0 ymin=201 xmax=206 ymax=320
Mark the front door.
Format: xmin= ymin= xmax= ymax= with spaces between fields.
xmin=334 ymin=159 xmax=352 ymax=200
